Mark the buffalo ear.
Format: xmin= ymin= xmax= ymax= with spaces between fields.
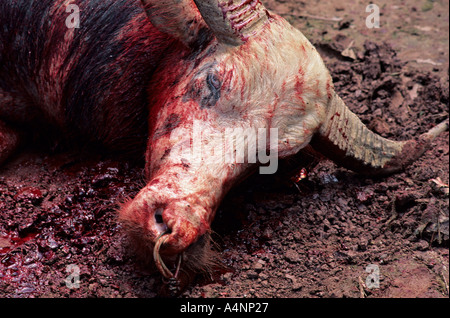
xmin=140 ymin=0 xmax=212 ymax=49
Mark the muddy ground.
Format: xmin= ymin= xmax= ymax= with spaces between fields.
xmin=0 ymin=0 xmax=449 ymax=298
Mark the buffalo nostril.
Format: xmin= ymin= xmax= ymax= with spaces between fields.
xmin=155 ymin=213 xmax=163 ymax=224
xmin=154 ymin=208 xmax=168 ymax=234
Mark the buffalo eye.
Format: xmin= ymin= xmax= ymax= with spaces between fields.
xmin=201 ymin=71 xmax=221 ymax=108
xmin=207 ymin=72 xmax=221 ymax=91
xmin=183 ymin=68 xmax=223 ymax=108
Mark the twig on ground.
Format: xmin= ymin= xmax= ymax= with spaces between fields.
xmin=289 ymin=13 xmax=343 ymax=22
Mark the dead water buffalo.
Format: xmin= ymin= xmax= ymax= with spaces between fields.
xmin=1 ymin=0 xmax=447 ymax=281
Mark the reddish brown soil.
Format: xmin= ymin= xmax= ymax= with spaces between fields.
xmin=1 ymin=0 xmax=448 ymax=298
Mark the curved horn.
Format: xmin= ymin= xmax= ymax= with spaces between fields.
xmin=193 ymin=0 xmax=270 ymax=46
xmin=141 ymin=0 xmax=211 ymax=48
xmin=310 ymin=92 xmax=449 ymax=176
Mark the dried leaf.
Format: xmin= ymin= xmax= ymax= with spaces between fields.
xmin=0 ymin=237 xmax=12 ymax=249
xmin=430 ymin=177 xmax=449 ymax=195
xmin=415 ymin=59 xmax=442 ymax=66
xmin=431 ymin=177 xmax=449 ymax=188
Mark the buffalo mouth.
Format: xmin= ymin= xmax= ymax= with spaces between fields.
xmin=119 ymin=190 xmax=221 ymax=281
